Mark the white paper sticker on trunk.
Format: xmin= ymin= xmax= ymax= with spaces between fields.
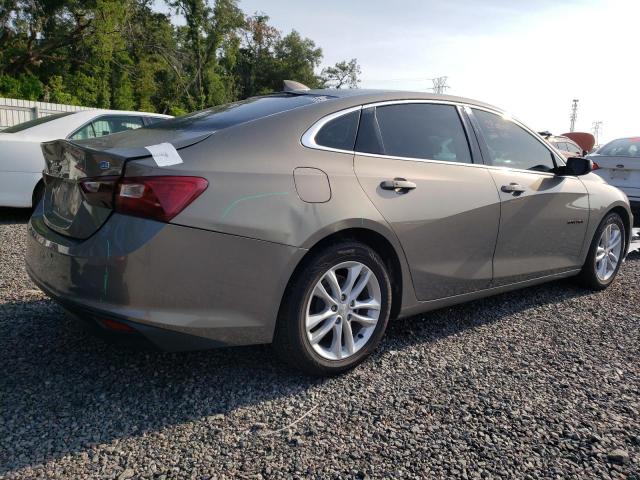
xmin=145 ymin=143 xmax=183 ymax=167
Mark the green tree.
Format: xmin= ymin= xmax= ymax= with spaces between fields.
xmin=0 ymin=1 xmax=364 ymax=113
xmin=321 ymin=58 xmax=361 ymax=89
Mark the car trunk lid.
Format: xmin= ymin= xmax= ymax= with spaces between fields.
xmin=591 ymin=154 xmax=640 ymax=198
xmin=41 ymin=129 xmax=211 ymax=239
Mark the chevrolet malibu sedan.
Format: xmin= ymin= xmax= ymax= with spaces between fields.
xmin=26 ymin=88 xmax=633 ymax=375
xmin=0 ymin=109 xmax=171 ymax=208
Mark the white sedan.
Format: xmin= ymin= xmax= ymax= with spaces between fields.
xmin=0 ymin=109 xmax=172 ymax=207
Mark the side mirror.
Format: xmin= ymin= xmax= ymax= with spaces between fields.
xmin=563 ymin=157 xmax=593 ymax=176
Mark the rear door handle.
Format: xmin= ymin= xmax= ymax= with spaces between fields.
xmin=380 ymin=178 xmax=417 ymax=192
xmin=501 ymin=183 xmax=526 ymax=194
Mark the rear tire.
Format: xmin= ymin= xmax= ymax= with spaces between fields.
xmin=273 ymin=241 xmax=392 ymax=376
xmin=32 ymin=180 xmax=44 ymax=209
xmin=576 ymin=212 xmax=625 ymax=290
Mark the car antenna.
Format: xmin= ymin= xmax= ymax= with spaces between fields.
xmin=283 ymin=80 xmax=310 ymax=92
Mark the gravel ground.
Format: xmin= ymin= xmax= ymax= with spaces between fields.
xmin=1 ymin=208 xmax=639 ymax=479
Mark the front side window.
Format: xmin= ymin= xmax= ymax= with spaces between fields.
xmin=355 ymin=103 xmax=472 ymax=163
xmin=473 ymin=109 xmax=556 ymax=172
xmin=315 ymin=110 xmax=360 ymax=150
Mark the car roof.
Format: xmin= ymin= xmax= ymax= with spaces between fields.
xmin=298 ymin=88 xmax=503 ymax=112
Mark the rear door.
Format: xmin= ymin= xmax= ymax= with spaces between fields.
xmin=353 ymin=102 xmax=501 ymax=301
xmin=590 ymin=138 xmax=640 ymax=202
xmin=468 ymin=108 xmax=589 ymax=285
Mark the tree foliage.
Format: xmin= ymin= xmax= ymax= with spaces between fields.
xmin=321 ymin=58 xmax=361 ymax=89
xmin=0 ymin=1 xmax=362 ymax=113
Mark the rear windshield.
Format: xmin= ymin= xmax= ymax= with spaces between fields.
xmin=2 ymin=112 xmax=74 ymax=133
xmin=598 ymin=138 xmax=640 ymax=157
xmin=147 ymin=94 xmax=332 ymax=132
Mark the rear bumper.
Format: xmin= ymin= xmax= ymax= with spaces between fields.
xmin=26 ymin=209 xmax=306 ymax=350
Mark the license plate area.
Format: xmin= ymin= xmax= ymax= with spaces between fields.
xmin=610 ymin=169 xmax=629 ymax=180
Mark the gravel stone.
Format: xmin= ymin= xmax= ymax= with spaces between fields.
xmin=607 ymin=449 xmax=630 ymax=465
xmin=1 ymin=208 xmax=639 ymax=479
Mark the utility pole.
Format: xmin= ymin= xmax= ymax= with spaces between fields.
xmin=430 ymin=76 xmax=450 ymax=94
xmin=569 ymin=99 xmax=579 ymax=132
xmin=592 ymin=121 xmax=603 ymax=145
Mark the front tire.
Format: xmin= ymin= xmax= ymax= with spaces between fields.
xmin=274 ymin=241 xmax=392 ymax=375
xmin=576 ymin=212 xmax=625 ymax=290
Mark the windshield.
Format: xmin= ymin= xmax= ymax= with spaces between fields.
xmin=2 ymin=112 xmax=74 ymax=133
xmin=597 ymin=137 xmax=640 ymax=157
xmin=146 ymin=93 xmax=333 ymax=132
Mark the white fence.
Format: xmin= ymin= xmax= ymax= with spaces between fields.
xmin=0 ymin=98 xmax=91 ymax=130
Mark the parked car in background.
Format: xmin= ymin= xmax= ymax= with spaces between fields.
xmin=588 ymin=137 xmax=640 ymax=213
xmin=0 ymin=109 xmax=172 ymax=207
xmin=26 ymin=88 xmax=632 ymax=375
xmin=540 ymin=133 xmax=586 ymax=158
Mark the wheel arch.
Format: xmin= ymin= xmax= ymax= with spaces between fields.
xmin=282 ymin=225 xmax=412 ymax=322
xmin=609 ymin=204 xmax=632 ymax=253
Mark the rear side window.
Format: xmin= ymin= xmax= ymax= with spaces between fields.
xmin=472 ymin=109 xmax=556 ymax=172
xmin=69 ymin=123 xmax=96 ymax=140
xmin=356 ymin=103 xmax=472 ymax=163
xmin=598 ymin=138 xmax=640 ymax=157
xmin=315 ymin=110 xmax=360 ymax=150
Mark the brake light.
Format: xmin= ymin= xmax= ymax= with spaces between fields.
xmin=79 ymin=175 xmax=208 ymax=222
xmin=592 ymin=162 xmax=600 ymax=171
xmin=115 ymin=176 xmax=208 ymax=222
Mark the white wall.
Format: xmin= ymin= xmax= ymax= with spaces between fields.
xmin=0 ymin=98 xmax=90 ymax=130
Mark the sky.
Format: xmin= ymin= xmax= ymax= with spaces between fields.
xmin=163 ymin=0 xmax=640 ymax=144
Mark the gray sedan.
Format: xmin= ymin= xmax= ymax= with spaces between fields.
xmin=26 ymin=88 xmax=633 ymax=375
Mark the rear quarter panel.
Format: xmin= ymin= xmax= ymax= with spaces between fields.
xmin=124 ymin=106 xmax=420 ymax=312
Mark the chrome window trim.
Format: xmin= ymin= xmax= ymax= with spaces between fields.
xmin=300 ymin=99 xmax=562 ymax=177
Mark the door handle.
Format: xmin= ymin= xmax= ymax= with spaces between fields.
xmin=501 ymin=183 xmax=526 ymax=194
xmin=380 ymin=178 xmax=417 ymax=192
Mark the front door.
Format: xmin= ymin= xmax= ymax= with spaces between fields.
xmin=469 ymin=108 xmax=590 ymax=285
xmin=353 ymin=103 xmax=501 ymax=301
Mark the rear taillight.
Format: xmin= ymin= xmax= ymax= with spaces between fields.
xmin=79 ymin=176 xmax=208 ymax=222
xmin=592 ymin=162 xmax=600 ymax=171
xmin=79 ymin=176 xmax=119 ymax=208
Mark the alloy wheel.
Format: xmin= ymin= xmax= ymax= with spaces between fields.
xmin=305 ymin=261 xmax=382 ymax=360
xmin=595 ymin=223 xmax=622 ymax=282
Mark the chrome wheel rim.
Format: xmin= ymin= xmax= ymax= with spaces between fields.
xmin=305 ymin=261 xmax=381 ymax=360
xmin=595 ymin=223 xmax=622 ymax=282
